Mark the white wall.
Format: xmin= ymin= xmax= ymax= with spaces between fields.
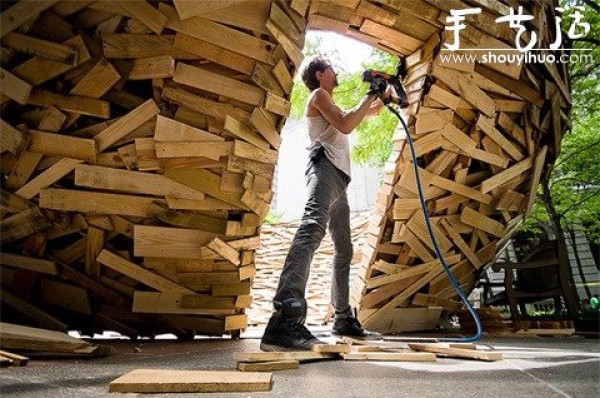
xmin=272 ymin=118 xmax=382 ymax=222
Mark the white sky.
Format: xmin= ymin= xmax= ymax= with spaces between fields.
xmin=303 ymin=30 xmax=375 ymax=74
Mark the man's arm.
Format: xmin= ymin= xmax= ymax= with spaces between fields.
xmin=310 ymin=89 xmax=378 ymax=134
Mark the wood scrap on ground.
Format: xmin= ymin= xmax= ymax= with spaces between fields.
xmin=109 ymin=369 xmax=273 ymax=393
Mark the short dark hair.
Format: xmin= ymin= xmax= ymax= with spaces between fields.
xmin=301 ymin=56 xmax=330 ymax=91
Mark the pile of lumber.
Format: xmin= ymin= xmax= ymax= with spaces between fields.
xmin=249 ymin=212 xmax=369 ymax=327
xmin=236 ymin=340 xmax=502 ymax=369
xmin=1 ymin=0 xmax=569 ymax=338
xmin=0 ymin=322 xmax=111 ymax=360
xmin=0 ymin=0 xmax=305 ymax=338
xmin=337 ymin=0 xmax=572 ymax=332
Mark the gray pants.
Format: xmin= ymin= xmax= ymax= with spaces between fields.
xmin=273 ymin=151 xmax=353 ymax=319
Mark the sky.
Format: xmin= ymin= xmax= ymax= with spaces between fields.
xmin=303 ymin=30 xmax=375 ymax=74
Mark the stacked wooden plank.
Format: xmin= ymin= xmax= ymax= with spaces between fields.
xmin=307 ymin=0 xmax=570 ymax=332
xmin=0 ymin=0 xmax=305 ymax=338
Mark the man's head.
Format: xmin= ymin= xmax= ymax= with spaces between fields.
xmin=301 ymin=55 xmax=338 ymax=92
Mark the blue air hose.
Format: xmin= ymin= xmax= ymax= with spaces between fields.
xmin=385 ymin=103 xmax=483 ymax=343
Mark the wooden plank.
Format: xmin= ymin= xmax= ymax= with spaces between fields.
xmin=109 ymin=369 xmax=272 ymax=393
xmin=234 ymin=140 xmax=278 ymax=164
xmin=97 ymin=249 xmax=194 ymax=294
xmin=264 ymin=92 xmax=291 ymax=116
xmin=27 ymin=131 xmax=96 ymax=162
xmin=460 ymin=207 xmax=504 ymax=238
xmin=85 ymin=226 xmax=104 ymax=278
xmin=249 ymin=108 xmax=281 ymax=150
xmin=0 ymin=120 xmax=27 ymax=155
xmin=162 ymin=85 xmax=251 ymax=124
xmin=360 ymin=19 xmax=422 ymax=52
xmin=16 ymin=159 xmax=82 ymax=200
xmin=26 ymin=89 xmax=110 ymax=119
xmin=0 ymin=207 xmax=51 ymax=244
xmin=173 ymin=0 xmax=238 ymax=20
xmin=70 ymin=59 xmax=121 ymax=98
xmin=237 ymin=360 xmax=298 ymax=372
xmin=343 ymin=352 xmax=436 ymax=362
xmin=266 ymin=20 xmax=303 ymax=68
xmin=525 ymin=146 xmax=548 ymax=216
xmin=129 ymin=56 xmax=175 ymax=80
xmin=251 ymin=63 xmax=284 ymax=97
xmin=155 ymin=141 xmax=233 ymax=160
xmin=0 ymin=350 xmax=28 ymax=366
xmin=154 ymin=115 xmax=222 ymax=142
xmin=200 ymin=1 xmax=270 ymax=35
xmin=224 ymin=116 xmax=270 ymax=150
xmin=237 ymin=351 xmax=337 ymax=363
xmin=0 ymin=67 xmax=32 ymax=104
xmin=0 ymin=253 xmax=57 ymax=275
xmin=12 ymin=35 xmax=90 ymax=86
xmin=162 ymin=3 xmax=275 ymax=65
xmin=132 ymin=292 xmax=236 ymax=315
xmin=118 ymin=1 xmax=166 ymax=34
xmin=173 ymin=63 xmax=264 ymax=106
xmin=207 ymin=237 xmax=240 ymax=265
xmin=479 ymin=156 xmax=535 ymax=194
xmin=102 ymin=34 xmax=198 ymax=59
xmin=2 ymin=32 xmax=76 ymax=62
xmin=439 ymin=218 xmax=482 ymax=268
xmin=39 ymin=188 xmax=165 ymax=218
xmin=312 ymin=344 xmax=351 ymax=354
xmin=75 ymin=164 xmax=205 ymax=200
xmin=476 ymin=115 xmax=524 ymax=161
xmin=0 ymin=0 xmax=60 ymax=38
xmin=408 ymin=344 xmax=502 ymax=362
xmin=173 ymin=33 xmax=255 ymax=76
xmin=134 ymin=225 xmax=216 ymax=259
xmin=164 ymin=168 xmax=247 ymax=210
xmin=412 ymin=293 xmax=462 ymax=312
xmin=272 ymin=59 xmax=293 ymax=94
xmin=95 ymin=99 xmax=159 ymax=152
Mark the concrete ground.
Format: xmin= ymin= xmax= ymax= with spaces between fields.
xmin=1 ymin=328 xmax=599 ymax=398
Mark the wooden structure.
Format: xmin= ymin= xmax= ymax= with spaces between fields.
xmin=0 ymin=0 xmax=570 ymax=337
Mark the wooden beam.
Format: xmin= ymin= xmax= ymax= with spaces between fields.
xmin=0 ymin=253 xmax=57 ymax=275
xmin=15 ymin=158 xmax=82 ymax=200
xmin=118 ymin=1 xmax=166 ymax=34
xmin=0 ymin=67 xmax=32 ymax=105
xmin=134 ymin=225 xmax=216 ymax=259
xmin=109 ymin=369 xmax=272 ymax=393
xmin=0 ymin=0 xmax=60 ymax=38
xmin=173 ymin=63 xmax=264 ymax=106
xmin=75 ymin=164 xmax=205 ymax=200
xmin=459 ymin=207 xmax=504 ymax=238
xmin=39 ymin=188 xmax=165 ymax=218
xmin=97 ymin=249 xmax=194 ymax=294
xmin=95 ymin=99 xmax=159 ymax=152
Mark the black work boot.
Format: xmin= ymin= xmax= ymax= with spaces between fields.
xmin=260 ymin=298 xmax=323 ymax=351
xmin=332 ymin=316 xmax=380 ymax=339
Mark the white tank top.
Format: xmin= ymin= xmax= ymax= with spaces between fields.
xmin=306 ymin=114 xmax=351 ymax=177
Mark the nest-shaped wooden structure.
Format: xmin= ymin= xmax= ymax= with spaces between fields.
xmin=0 ymin=0 xmax=569 ymax=337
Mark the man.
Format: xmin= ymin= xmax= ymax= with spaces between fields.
xmin=261 ymin=56 xmax=387 ymax=351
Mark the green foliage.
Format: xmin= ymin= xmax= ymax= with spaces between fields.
xmin=263 ymin=210 xmax=284 ymax=225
